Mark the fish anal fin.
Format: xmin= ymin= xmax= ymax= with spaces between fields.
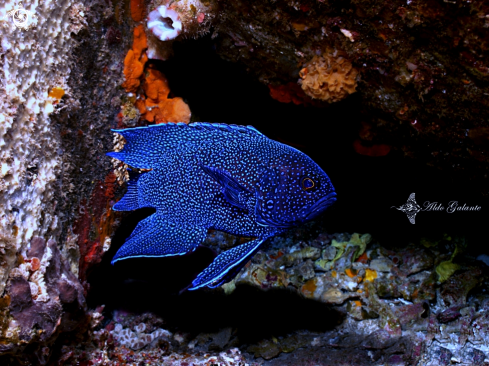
xmin=112 ymin=213 xmax=206 ymax=263
xmin=189 ymin=237 xmax=267 ymax=290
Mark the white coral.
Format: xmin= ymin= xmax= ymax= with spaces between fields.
xmin=112 ymin=323 xmax=172 ymax=350
xmin=147 ymin=5 xmax=182 ymax=41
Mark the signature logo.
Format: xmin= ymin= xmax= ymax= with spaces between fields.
xmin=391 ymin=193 xmax=421 ymax=224
xmin=6 ymin=2 xmax=35 ymax=31
xmin=392 ymin=193 xmax=481 ymax=224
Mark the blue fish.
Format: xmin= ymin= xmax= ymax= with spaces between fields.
xmin=107 ymin=122 xmax=336 ymax=290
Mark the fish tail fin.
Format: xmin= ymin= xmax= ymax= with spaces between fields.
xmin=112 ymin=213 xmax=206 ymax=264
xmin=188 ymin=237 xmax=267 ymax=290
xmin=113 ymin=169 xmax=142 ymax=211
xmin=107 ymin=124 xmax=189 ymax=169
xmin=106 ymin=151 xmax=126 ymax=161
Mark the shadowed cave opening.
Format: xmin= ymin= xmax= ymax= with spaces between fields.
xmin=87 ymin=33 xmax=489 ymax=344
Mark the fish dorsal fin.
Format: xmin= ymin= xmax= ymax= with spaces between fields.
xmin=107 ymin=122 xmax=264 ymax=169
xmin=189 ymin=122 xmax=263 ymax=138
xmin=201 ymin=165 xmax=251 ymax=210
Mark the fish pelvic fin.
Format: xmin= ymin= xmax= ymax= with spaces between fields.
xmin=188 ymin=237 xmax=268 ymax=290
xmin=112 ymin=213 xmax=206 ymax=263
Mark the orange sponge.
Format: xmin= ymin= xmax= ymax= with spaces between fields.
xmin=143 ymin=69 xmax=170 ymax=105
xmin=136 ymin=67 xmax=191 ymax=123
xmin=122 ymin=25 xmax=148 ymax=93
xmin=122 ymin=26 xmax=191 ymax=124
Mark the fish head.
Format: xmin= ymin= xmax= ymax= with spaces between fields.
xmin=256 ymin=152 xmax=336 ymax=228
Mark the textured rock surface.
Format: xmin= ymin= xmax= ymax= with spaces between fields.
xmin=0 ymin=0 xmax=76 ymax=295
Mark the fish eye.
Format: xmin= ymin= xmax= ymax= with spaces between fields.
xmin=301 ymin=177 xmax=315 ymax=191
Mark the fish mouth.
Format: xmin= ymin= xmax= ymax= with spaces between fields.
xmin=301 ymin=191 xmax=337 ymax=221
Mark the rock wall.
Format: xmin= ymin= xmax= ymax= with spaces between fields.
xmin=0 ymin=0 xmax=77 ymax=295
xmin=0 ymin=0 xmax=94 ymax=362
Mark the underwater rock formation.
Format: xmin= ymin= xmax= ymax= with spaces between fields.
xmin=210 ymin=0 xmax=489 ymax=190
xmin=0 ymin=0 xmax=119 ymax=362
xmin=0 ymin=0 xmax=91 ymax=361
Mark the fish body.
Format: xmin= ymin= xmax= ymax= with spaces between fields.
xmin=108 ymin=122 xmax=336 ymax=290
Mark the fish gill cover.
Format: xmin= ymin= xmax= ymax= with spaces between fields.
xmin=107 ymin=122 xmax=336 ymax=290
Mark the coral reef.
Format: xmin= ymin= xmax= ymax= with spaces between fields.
xmin=203 ymin=228 xmax=488 ymax=364
xmin=0 ymin=0 xmax=93 ymax=361
xmin=0 ymin=0 xmax=127 ymax=362
xmin=299 ymin=53 xmax=359 ymax=102
xmin=54 ymin=310 xmax=259 ymax=365
xmin=21 ymin=228 xmax=487 ymax=365
xmin=0 ymin=0 xmax=488 ymax=364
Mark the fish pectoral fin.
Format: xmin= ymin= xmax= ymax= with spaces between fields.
xmin=188 ymin=238 xmax=267 ymax=290
xmin=201 ymin=165 xmax=250 ymax=210
xmin=111 ymin=213 xmax=206 ymax=264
